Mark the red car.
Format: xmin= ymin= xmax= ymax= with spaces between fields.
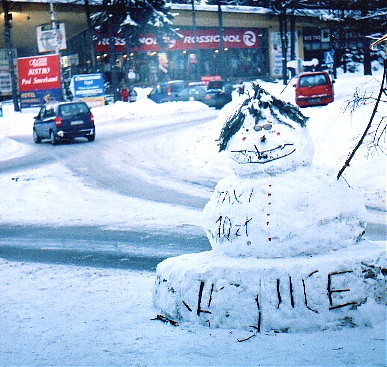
xmin=294 ymin=71 xmax=334 ymax=107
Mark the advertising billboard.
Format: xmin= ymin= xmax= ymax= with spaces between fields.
xmin=71 ymin=73 xmax=105 ymax=107
xmin=270 ymin=32 xmax=298 ymax=77
xmin=72 ymin=73 xmax=104 ymax=98
xmin=18 ymin=54 xmax=61 ymax=108
xmin=37 ymin=23 xmax=67 ymax=53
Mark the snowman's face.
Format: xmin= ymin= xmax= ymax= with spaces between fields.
xmin=227 ymin=113 xmax=313 ymax=176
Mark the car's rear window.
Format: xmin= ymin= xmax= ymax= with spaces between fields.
xmin=299 ymin=74 xmax=328 ymax=87
xmin=207 ymin=81 xmax=224 ymax=89
xmin=152 ymin=84 xmax=167 ymax=94
xmin=170 ymin=82 xmax=186 ymax=92
xmin=59 ymin=103 xmax=89 ymax=117
xmin=44 ymin=107 xmax=56 ymax=118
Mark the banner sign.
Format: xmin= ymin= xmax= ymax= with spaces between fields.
xmin=19 ymin=89 xmax=62 ymax=109
xmin=18 ymin=54 xmax=61 ymax=108
xmin=37 ymin=23 xmax=67 ymax=53
xmin=95 ymin=28 xmax=261 ymax=53
xmin=71 ymin=73 xmax=104 ymax=98
xmin=270 ymin=32 xmax=298 ymax=77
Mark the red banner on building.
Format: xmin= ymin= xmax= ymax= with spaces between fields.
xmin=18 ymin=54 xmax=61 ymax=92
xmin=95 ymin=28 xmax=261 ymax=53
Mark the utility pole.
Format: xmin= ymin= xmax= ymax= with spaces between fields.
xmin=191 ymin=0 xmax=201 ymax=78
xmin=85 ymin=0 xmax=97 ymax=72
xmin=217 ymin=0 xmax=225 ymax=79
xmin=108 ymin=20 xmax=119 ymax=102
xmin=2 ymin=0 xmax=20 ymax=111
xmin=49 ymin=0 xmax=66 ymax=100
xmin=360 ymin=0 xmax=371 ymax=76
xmin=279 ymin=5 xmax=288 ymax=85
xmin=49 ymin=0 xmax=59 ymax=54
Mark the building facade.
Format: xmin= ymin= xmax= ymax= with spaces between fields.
xmin=1 ymin=2 xmax=359 ymax=97
xmin=66 ymin=4 xmax=331 ymax=86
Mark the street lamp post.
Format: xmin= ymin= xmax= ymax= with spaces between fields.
xmin=2 ymin=0 xmax=20 ymax=111
xmin=190 ymin=0 xmax=201 ymax=78
xmin=49 ymin=0 xmax=59 ymax=54
xmin=85 ymin=0 xmax=97 ymax=72
xmin=48 ymin=0 xmax=68 ymax=100
xmin=217 ymin=0 xmax=225 ymax=79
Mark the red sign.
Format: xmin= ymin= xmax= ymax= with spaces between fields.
xmin=95 ymin=28 xmax=260 ymax=53
xmin=18 ymin=54 xmax=61 ymax=92
xmin=201 ymin=75 xmax=222 ymax=85
xmin=173 ymin=28 xmax=260 ymax=50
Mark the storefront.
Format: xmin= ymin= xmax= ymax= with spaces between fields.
xmin=93 ymin=27 xmax=270 ymax=84
xmin=302 ymin=28 xmax=332 ymax=66
xmin=64 ymin=4 xmax=334 ymax=85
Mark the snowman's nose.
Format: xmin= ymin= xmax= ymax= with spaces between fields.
xmin=260 ymin=135 xmax=266 ymax=142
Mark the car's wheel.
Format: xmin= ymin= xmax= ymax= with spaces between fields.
xmin=50 ymin=131 xmax=57 ymax=145
xmin=33 ymin=130 xmax=41 ymax=144
xmin=87 ymin=131 xmax=95 ymax=142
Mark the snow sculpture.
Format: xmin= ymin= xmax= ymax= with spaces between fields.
xmin=153 ymin=84 xmax=386 ymax=332
xmin=204 ymin=87 xmax=365 ymax=258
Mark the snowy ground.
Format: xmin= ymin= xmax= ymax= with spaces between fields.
xmin=0 ymin=68 xmax=386 ymax=366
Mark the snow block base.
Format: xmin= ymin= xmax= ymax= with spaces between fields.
xmin=153 ymin=240 xmax=386 ymax=332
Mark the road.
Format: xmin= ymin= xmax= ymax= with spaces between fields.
xmin=2 ymin=115 xmax=214 ymax=208
xmin=0 ymin=114 xmax=216 ymax=269
xmin=0 ymin=224 xmax=210 ymax=270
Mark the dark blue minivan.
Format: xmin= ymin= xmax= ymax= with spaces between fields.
xmin=33 ymin=101 xmax=95 ymax=145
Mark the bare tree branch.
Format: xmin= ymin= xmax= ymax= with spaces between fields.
xmin=337 ymin=59 xmax=387 ymax=180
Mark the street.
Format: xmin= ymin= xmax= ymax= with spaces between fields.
xmin=0 ymin=224 xmax=210 ymax=270
xmin=0 ymin=112 xmax=216 ymax=269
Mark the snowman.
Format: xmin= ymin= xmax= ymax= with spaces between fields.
xmin=202 ymin=84 xmax=366 ymax=258
xmin=153 ymin=84 xmax=385 ymax=332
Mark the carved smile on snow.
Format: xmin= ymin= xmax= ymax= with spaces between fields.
xmin=230 ymin=143 xmax=296 ymax=164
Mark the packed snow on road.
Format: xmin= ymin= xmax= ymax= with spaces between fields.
xmin=0 ymin=68 xmax=385 ymax=366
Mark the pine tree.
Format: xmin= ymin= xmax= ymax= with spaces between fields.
xmin=92 ymin=0 xmax=177 ymax=100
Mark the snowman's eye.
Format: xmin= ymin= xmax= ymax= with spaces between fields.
xmin=254 ymin=123 xmax=272 ymax=131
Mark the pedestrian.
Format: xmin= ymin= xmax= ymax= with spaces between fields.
xmin=237 ymin=80 xmax=245 ymax=96
xmin=129 ymin=86 xmax=137 ymax=103
xmin=120 ymin=87 xmax=129 ymax=102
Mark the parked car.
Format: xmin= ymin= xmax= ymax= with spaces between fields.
xmin=33 ymin=101 xmax=95 ymax=145
xmin=177 ymin=84 xmax=208 ymax=102
xmin=203 ymin=80 xmax=233 ymax=109
xmin=147 ymin=80 xmax=208 ymax=103
xmin=147 ymin=80 xmax=187 ymax=103
xmin=293 ymin=71 xmax=334 ymax=107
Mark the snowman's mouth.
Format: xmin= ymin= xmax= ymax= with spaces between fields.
xmin=230 ymin=144 xmax=296 ymax=164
